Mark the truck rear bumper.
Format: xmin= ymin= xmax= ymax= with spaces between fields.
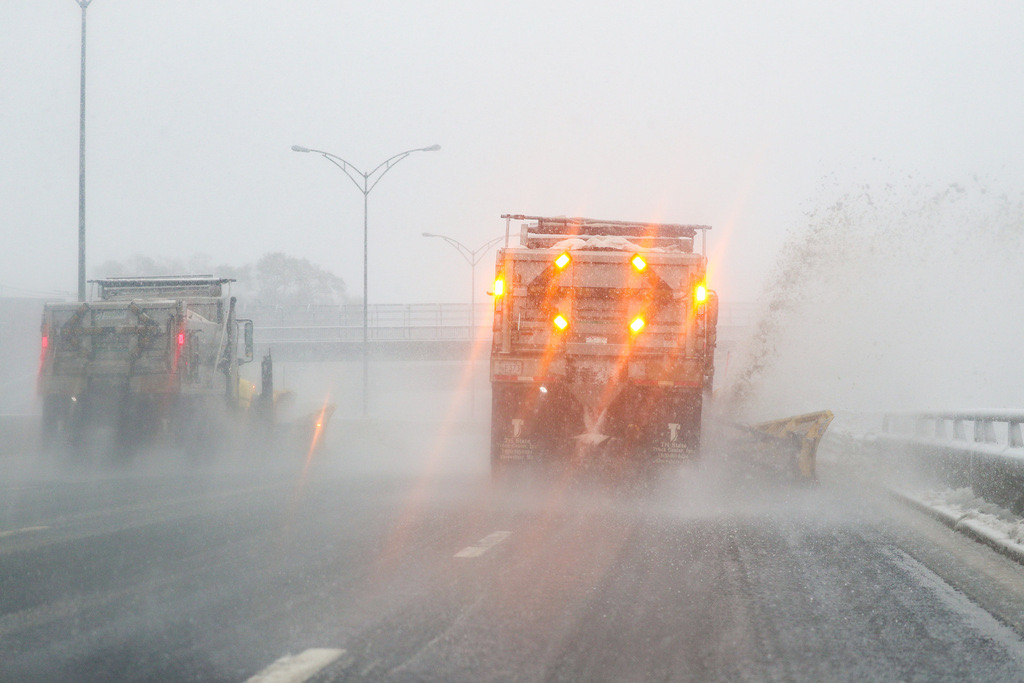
xmin=490 ymin=381 xmax=702 ymax=467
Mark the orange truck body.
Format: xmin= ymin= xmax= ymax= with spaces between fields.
xmin=490 ymin=215 xmax=718 ymax=471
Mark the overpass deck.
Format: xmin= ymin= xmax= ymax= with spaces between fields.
xmin=245 ymin=302 xmax=755 ymax=360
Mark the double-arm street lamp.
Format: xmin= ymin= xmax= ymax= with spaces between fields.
xmin=292 ymin=143 xmax=440 ymax=416
xmin=421 ymin=233 xmax=504 ymax=418
xmin=420 ymin=233 xmax=504 ymax=338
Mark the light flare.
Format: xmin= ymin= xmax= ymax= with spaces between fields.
xmin=373 ymin=319 xmax=495 ymax=576
xmin=695 ymin=284 xmax=707 ymax=304
xmin=303 ymin=396 xmax=334 ymax=470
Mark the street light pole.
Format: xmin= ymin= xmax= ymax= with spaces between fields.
xmin=75 ymin=0 xmax=93 ymax=302
xmin=292 ymin=143 xmax=440 ymax=416
xmin=421 ymin=233 xmax=504 ymax=336
xmin=422 ymin=233 xmax=504 ymax=417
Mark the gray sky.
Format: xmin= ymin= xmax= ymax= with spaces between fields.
xmin=4 ymin=1 xmax=1023 ymax=304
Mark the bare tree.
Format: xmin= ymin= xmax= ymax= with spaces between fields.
xmin=91 ymin=253 xmax=346 ymax=306
xmin=255 ymin=252 xmax=347 ymax=306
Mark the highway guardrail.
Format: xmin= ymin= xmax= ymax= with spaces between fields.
xmin=875 ymin=411 xmax=1024 ymax=513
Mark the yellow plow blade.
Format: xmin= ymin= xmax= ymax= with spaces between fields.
xmin=741 ymin=410 xmax=835 ymax=480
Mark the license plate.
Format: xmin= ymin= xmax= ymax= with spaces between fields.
xmin=494 ymin=360 xmax=523 ymax=375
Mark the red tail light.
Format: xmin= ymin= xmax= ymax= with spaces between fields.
xmin=41 ymin=335 xmax=49 ymax=350
xmin=177 ymin=331 xmax=185 ymax=346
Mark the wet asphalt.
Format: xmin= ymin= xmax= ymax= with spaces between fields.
xmin=2 ymin=423 xmax=1024 ymax=681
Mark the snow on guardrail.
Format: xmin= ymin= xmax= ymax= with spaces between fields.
xmin=873 ymin=411 xmax=1024 ymax=514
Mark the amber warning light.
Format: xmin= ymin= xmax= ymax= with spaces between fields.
xmin=695 ymin=284 xmax=707 ymax=304
xmin=630 ymin=316 xmax=645 ymax=333
xmin=493 ymin=278 xmax=504 ymax=297
xmin=553 ymin=314 xmax=569 ymax=330
xmin=555 ymin=252 xmax=571 ymax=269
xmin=631 ymin=255 xmax=646 ymax=271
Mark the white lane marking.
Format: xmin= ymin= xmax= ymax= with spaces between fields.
xmin=246 ymin=648 xmax=345 ymax=683
xmin=454 ymin=531 xmax=511 ymax=558
xmin=0 ymin=526 xmax=50 ymax=539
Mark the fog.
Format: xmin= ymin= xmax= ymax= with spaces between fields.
xmin=8 ymin=6 xmax=1024 ymax=678
xmin=4 ymin=3 xmax=1024 ymax=306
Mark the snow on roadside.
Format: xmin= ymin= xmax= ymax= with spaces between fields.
xmin=909 ymin=487 xmax=1024 ymax=555
xmin=820 ymin=428 xmax=1024 ymax=563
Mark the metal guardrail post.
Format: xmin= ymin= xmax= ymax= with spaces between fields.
xmin=1011 ymin=422 xmax=1023 ymax=448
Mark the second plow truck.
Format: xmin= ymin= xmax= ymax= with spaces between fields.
xmin=490 ymin=214 xmax=718 ymax=473
xmin=38 ymin=276 xmax=262 ymax=456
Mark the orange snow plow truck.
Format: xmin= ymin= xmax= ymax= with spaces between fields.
xmin=490 ymin=215 xmax=718 ymax=472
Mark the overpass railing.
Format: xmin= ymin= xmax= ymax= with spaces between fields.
xmin=238 ymin=302 xmax=487 ymax=328
xmin=256 ymin=324 xmax=476 ymax=343
xmin=876 ymin=411 xmax=1024 ymax=512
xmin=244 ymin=303 xmax=485 ymax=356
xmin=241 ymin=301 xmax=757 ymax=339
xmin=242 ymin=301 xmax=757 ymax=359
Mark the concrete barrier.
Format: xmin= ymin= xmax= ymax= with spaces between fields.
xmin=875 ymin=411 xmax=1024 ymax=513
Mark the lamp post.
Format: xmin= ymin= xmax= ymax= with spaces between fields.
xmin=422 ymin=232 xmax=503 ymax=417
xmin=292 ymin=143 xmax=440 ymax=416
xmin=421 ymin=233 xmax=503 ymax=337
xmin=75 ymin=0 xmax=93 ymax=302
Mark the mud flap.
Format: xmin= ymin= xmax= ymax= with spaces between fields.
xmin=606 ymin=386 xmax=703 ymax=463
xmin=490 ymin=383 xmax=581 ymax=473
